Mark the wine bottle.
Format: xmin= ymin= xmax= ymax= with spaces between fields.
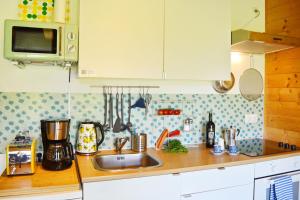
xmin=206 ymin=112 xmax=215 ymax=148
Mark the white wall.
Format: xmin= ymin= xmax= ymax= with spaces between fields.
xmin=0 ymin=0 xmax=265 ymax=94
xmin=231 ymin=0 xmax=265 ymax=32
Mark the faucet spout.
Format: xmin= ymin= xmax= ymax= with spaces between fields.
xmin=115 ymin=137 xmax=130 ymax=154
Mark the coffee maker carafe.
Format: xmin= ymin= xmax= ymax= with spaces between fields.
xmin=223 ymin=126 xmax=240 ymax=148
xmin=41 ymin=119 xmax=73 ymax=170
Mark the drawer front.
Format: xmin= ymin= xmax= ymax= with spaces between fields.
xmin=83 ymin=174 xmax=181 ymax=200
xmin=181 ymin=184 xmax=253 ymax=200
xmin=255 ymin=156 xmax=300 ymax=178
xmin=181 ymin=164 xmax=254 ymax=195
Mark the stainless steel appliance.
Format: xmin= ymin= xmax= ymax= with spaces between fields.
xmin=41 ymin=119 xmax=73 ymax=170
xmin=223 ymin=126 xmax=240 ymax=148
xmin=231 ymin=29 xmax=300 ymax=54
xmin=6 ymin=135 xmax=36 ymax=175
xmin=76 ymin=122 xmax=105 ymax=155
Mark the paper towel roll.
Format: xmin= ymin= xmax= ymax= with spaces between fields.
xmin=54 ymin=0 xmax=66 ymax=23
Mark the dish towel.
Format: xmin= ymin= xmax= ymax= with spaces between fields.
xmin=269 ymin=175 xmax=293 ymax=200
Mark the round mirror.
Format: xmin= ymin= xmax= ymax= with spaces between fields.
xmin=239 ymin=68 xmax=263 ymax=101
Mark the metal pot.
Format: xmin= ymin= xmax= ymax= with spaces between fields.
xmin=212 ymin=73 xmax=235 ymax=93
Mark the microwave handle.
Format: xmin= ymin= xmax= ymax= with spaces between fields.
xmin=59 ymin=26 xmax=62 ymax=56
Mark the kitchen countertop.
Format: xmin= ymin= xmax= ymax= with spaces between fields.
xmin=77 ymin=144 xmax=300 ymax=183
xmin=0 ymin=161 xmax=81 ymax=198
xmin=2 ymin=143 xmax=300 ymax=197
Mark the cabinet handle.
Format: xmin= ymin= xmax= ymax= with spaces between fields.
xmin=217 ymin=167 xmax=226 ymax=170
xmin=172 ymin=173 xmax=181 ymax=176
xmin=182 ymin=194 xmax=192 ymax=198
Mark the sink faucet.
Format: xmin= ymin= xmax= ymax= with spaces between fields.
xmin=115 ymin=137 xmax=130 ymax=154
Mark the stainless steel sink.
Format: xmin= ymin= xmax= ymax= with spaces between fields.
xmin=92 ymin=153 xmax=162 ymax=171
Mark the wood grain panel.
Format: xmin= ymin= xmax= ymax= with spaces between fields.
xmin=266 ymin=73 xmax=300 ymax=88
xmin=265 ymin=88 xmax=300 ymax=102
xmin=0 ymin=161 xmax=80 ymax=197
xmin=77 ymin=147 xmax=300 ymax=183
xmin=265 ymin=127 xmax=300 ymax=145
xmin=266 ymin=56 xmax=300 ymax=75
xmin=265 ymin=0 xmax=300 ymax=145
xmin=265 ymin=102 xmax=300 ymax=117
xmin=266 ymin=47 xmax=300 ymax=59
xmin=266 ymin=115 xmax=300 ymax=133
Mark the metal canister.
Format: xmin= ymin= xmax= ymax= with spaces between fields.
xmin=131 ymin=133 xmax=147 ymax=152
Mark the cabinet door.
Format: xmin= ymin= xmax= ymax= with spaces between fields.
xmin=181 ymin=184 xmax=253 ymax=200
xmin=181 ymin=164 xmax=254 ymax=195
xmin=79 ymin=0 xmax=164 ymax=79
xmin=164 ymin=0 xmax=231 ymax=80
xmin=83 ymin=174 xmax=181 ymax=200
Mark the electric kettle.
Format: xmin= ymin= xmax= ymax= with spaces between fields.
xmin=223 ymin=126 xmax=240 ymax=148
xmin=76 ymin=122 xmax=105 ymax=155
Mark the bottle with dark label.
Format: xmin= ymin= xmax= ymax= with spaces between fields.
xmin=206 ymin=112 xmax=215 ymax=148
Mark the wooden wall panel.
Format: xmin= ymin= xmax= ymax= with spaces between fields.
xmin=265 ymin=0 xmax=300 ymax=145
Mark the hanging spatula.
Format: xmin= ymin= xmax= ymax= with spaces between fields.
xmin=113 ymin=93 xmax=121 ymax=133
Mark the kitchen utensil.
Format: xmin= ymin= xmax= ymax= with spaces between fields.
xmin=223 ymin=126 xmax=240 ymax=148
xmin=131 ymin=133 xmax=147 ymax=152
xmin=131 ymin=92 xmax=146 ymax=109
xmin=212 ymin=73 xmax=235 ymax=93
xmin=76 ymin=121 xmax=105 ymax=155
xmin=6 ymin=135 xmax=37 ymax=175
xmin=155 ymin=129 xmax=169 ymax=150
xmin=103 ymin=89 xmax=109 ymax=131
xmin=126 ymin=92 xmax=133 ymax=133
xmin=120 ymin=92 xmax=127 ymax=132
xmin=109 ymin=91 xmax=113 ymax=129
xmin=168 ymin=129 xmax=181 ymax=137
xmin=41 ymin=119 xmax=73 ymax=170
xmin=239 ymin=68 xmax=263 ymax=101
xmin=113 ymin=93 xmax=121 ymax=133
xmin=145 ymin=92 xmax=152 ymax=116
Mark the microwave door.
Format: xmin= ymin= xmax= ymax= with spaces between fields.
xmin=12 ymin=26 xmax=58 ymax=54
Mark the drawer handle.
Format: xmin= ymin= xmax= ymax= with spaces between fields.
xmin=218 ymin=167 xmax=226 ymax=170
xmin=182 ymin=194 xmax=192 ymax=198
xmin=172 ymin=173 xmax=181 ymax=176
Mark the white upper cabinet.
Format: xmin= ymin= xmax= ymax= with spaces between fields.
xmin=79 ymin=0 xmax=231 ymax=80
xmin=164 ymin=0 xmax=231 ymax=80
xmin=79 ymin=0 xmax=164 ymax=79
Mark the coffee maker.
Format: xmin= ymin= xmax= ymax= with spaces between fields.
xmin=41 ymin=119 xmax=73 ymax=170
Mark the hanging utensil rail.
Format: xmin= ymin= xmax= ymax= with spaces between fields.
xmin=91 ymin=85 xmax=160 ymax=89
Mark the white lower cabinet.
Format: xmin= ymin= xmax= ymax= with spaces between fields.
xmin=180 ymin=164 xmax=254 ymax=194
xmin=180 ymin=164 xmax=254 ymax=200
xmin=181 ymin=184 xmax=253 ymax=200
xmin=83 ymin=164 xmax=255 ymax=200
xmin=83 ymin=174 xmax=181 ymax=200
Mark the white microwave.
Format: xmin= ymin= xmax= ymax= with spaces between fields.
xmin=4 ymin=19 xmax=78 ymax=64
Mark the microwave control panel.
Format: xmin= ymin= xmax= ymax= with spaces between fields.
xmin=64 ymin=24 xmax=78 ymax=62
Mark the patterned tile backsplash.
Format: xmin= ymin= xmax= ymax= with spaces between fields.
xmin=0 ymin=93 xmax=264 ymax=153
